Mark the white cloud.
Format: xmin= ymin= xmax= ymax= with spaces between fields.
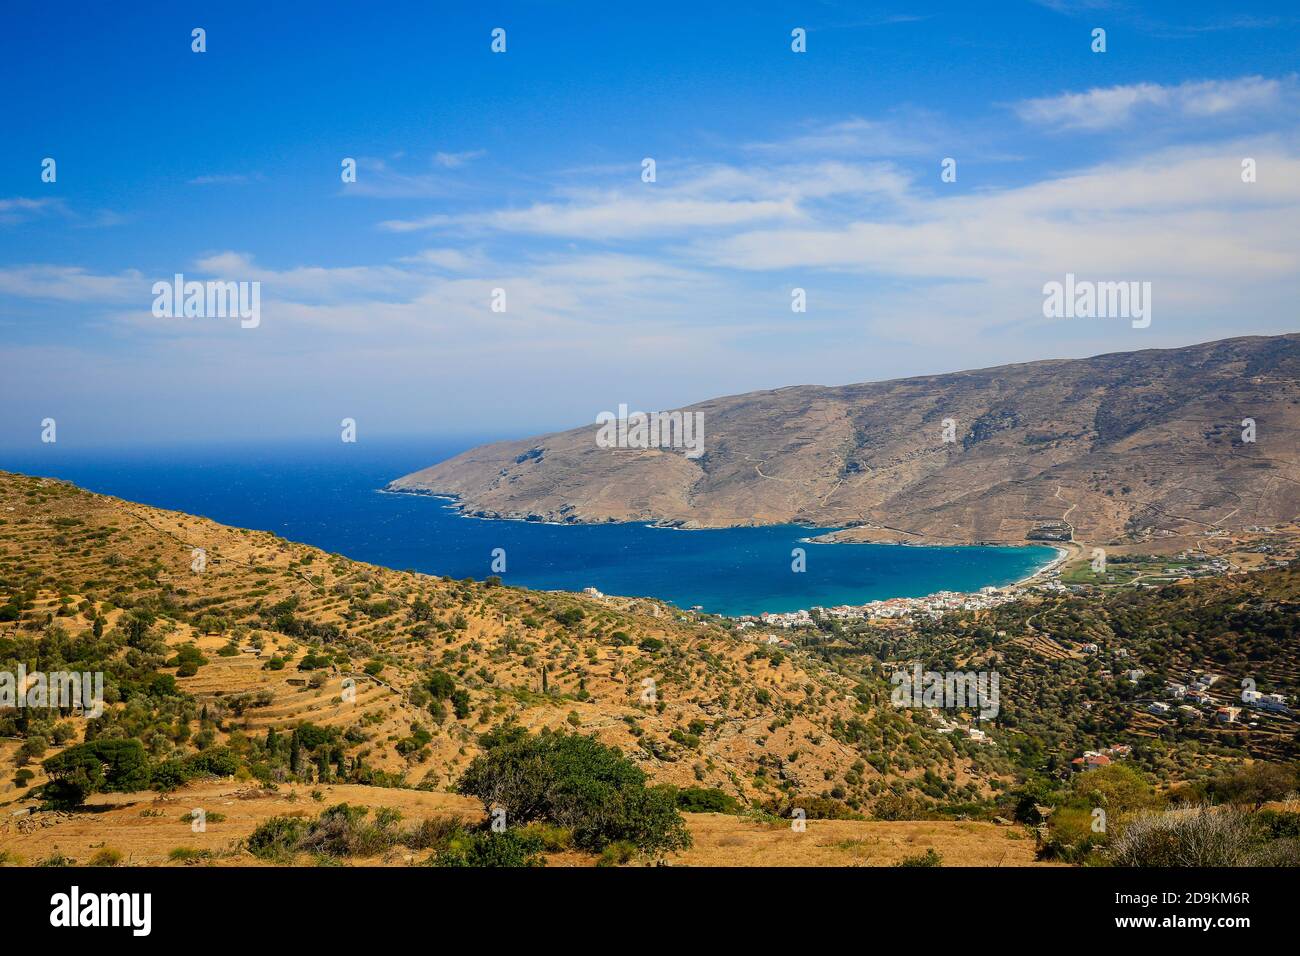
xmin=0 ymin=264 xmax=145 ymax=302
xmin=0 ymin=197 xmax=60 ymax=225
xmin=382 ymin=195 xmax=800 ymax=238
xmin=434 ymin=149 xmax=486 ymax=168
xmin=379 ymin=160 xmax=908 ymax=239
xmin=398 ymin=248 xmax=490 ymax=271
xmin=1016 ymin=76 xmax=1291 ymax=130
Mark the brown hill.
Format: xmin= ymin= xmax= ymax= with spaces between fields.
xmin=0 ymin=471 xmax=991 ymax=819
xmin=389 ymin=334 xmax=1300 ymax=545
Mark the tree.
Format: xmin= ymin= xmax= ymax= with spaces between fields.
xmin=124 ymin=611 xmax=155 ymax=649
xmin=451 ymin=689 xmax=471 ymax=720
xmin=42 ymin=739 xmax=150 ymax=807
xmin=427 ymin=670 xmax=456 ymax=700
xmin=457 ymin=728 xmax=691 ymax=857
xmin=1072 ymin=763 xmax=1157 ymax=814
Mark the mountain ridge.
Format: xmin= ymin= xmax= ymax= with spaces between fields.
xmin=389 ymin=333 xmax=1300 ymax=545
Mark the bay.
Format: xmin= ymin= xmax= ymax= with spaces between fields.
xmin=2 ymin=439 xmax=1056 ymax=617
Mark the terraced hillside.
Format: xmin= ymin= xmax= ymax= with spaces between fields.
xmin=0 ymin=471 xmax=1000 ymax=821
xmin=2 ymin=472 xmax=1297 ymax=868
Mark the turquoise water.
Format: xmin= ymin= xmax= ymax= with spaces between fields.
xmin=2 ymin=440 xmax=1055 ymax=617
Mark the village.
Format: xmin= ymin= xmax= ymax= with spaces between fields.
xmin=741 ymin=585 xmax=1025 ymax=630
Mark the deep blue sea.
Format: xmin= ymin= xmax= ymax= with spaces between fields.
xmin=2 ymin=439 xmax=1055 ymax=617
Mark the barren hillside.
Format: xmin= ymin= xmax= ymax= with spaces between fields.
xmin=390 ymin=334 xmax=1300 ymax=545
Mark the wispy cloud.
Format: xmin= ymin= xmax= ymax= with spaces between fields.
xmin=434 ymin=149 xmax=486 ymax=168
xmin=379 ymin=159 xmax=908 ymax=238
xmin=187 ymin=173 xmax=261 ymax=186
xmin=341 ymin=156 xmax=472 ymax=199
xmin=1017 ymin=76 xmax=1292 ymax=130
xmin=0 ymin=264 xmax=145 ymax=301
xmin=0 ymin=197 xmax=58 ymax=225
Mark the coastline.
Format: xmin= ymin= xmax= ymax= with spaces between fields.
xmin=383 ymin=482 xmax=1069 ymax=617
xmin=1009 ymin=543 xmax=1074 ymax=589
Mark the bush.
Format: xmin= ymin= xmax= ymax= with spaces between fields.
xmin=1107 ymin=805 xmax=1254 ymax=867
xmin=896 ymin=848 xmax=943 ymax=867
xmin=246 ymin=816 xmax=309 ymax=861
xmin=427 ymin=671 xmax=456 ymax=700
xmin=431 ymin=829 xmax=545 ymax=868
xmin=675 ymin=786 xmax=741 ymax=814
xmin=457 ymin=727 xmax=691 ymax=857
xmin=169 ymin=847 xmax=214 ymax=863
xmin=150 ymin=760 xmax=188 ymax=793
xmin=402 ymin=816 xmax=473 ymax=851
xmin=89 ymin=848 xmax=123 ymax=867
xmin=1037 ymin=806 xmax=1107 ymax=863
xmin=1195 ymin=764 xmax=1300 ymax=810
xmin=296 ymin=803 xmax=401 ymax=858
xmin=184 ymin=747 xmax=239 ymax=778
xmin=596 ymin=841 xmax=637 ymax=867
xmin=553 ymin=608 xmax=585 ymax=627
xmin=1072 ymin=763 xmax=1157 ymax=814
xmin=1245 ymin=838 xmax=1300 ymax=866
xmin=16 ymin=735 xmax=48 ymax=765
xmin=769 ymin=795 xmax=861 ymax=821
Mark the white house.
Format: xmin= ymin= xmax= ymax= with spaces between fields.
xmin=1258 ymin=693 xmax=1291 ymax=714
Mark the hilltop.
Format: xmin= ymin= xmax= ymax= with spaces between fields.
xmin=389 ymin=334 xmax=1300 ymax=546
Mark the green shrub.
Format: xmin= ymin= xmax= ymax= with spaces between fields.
xmin=596 ymin=840 xmax=637 ymax=867
xmin=674 ymin=786 xmax=741 ymax=814
xmin=246 ymin=816 xmax=309 ymax=860
xmin=431 ymin=829 xmax=545 ymax=868
xmin=457 ymin=727 xmax=691 ymax=856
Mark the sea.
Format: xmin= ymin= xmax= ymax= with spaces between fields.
xmin=2 ymin=438 xmax=1056 ymax=617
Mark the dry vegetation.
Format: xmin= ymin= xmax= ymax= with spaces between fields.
xmin=0 ymin=471 xmax=1013 ymax=866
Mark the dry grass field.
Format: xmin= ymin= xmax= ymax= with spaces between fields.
xmin=0 ymin=779 xmax=1050 ymax=867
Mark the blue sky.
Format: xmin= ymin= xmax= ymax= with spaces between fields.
xmin=2 ymin=0 xmax=1298 ymax=449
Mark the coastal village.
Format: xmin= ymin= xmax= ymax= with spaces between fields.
xmin=744 ymin=583 xmax=1021 ymax=630
xmin=575 ymin=523 xmax=1300 ymax=779
xmin=715 ymin=525 xmax=1300 ymax=776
